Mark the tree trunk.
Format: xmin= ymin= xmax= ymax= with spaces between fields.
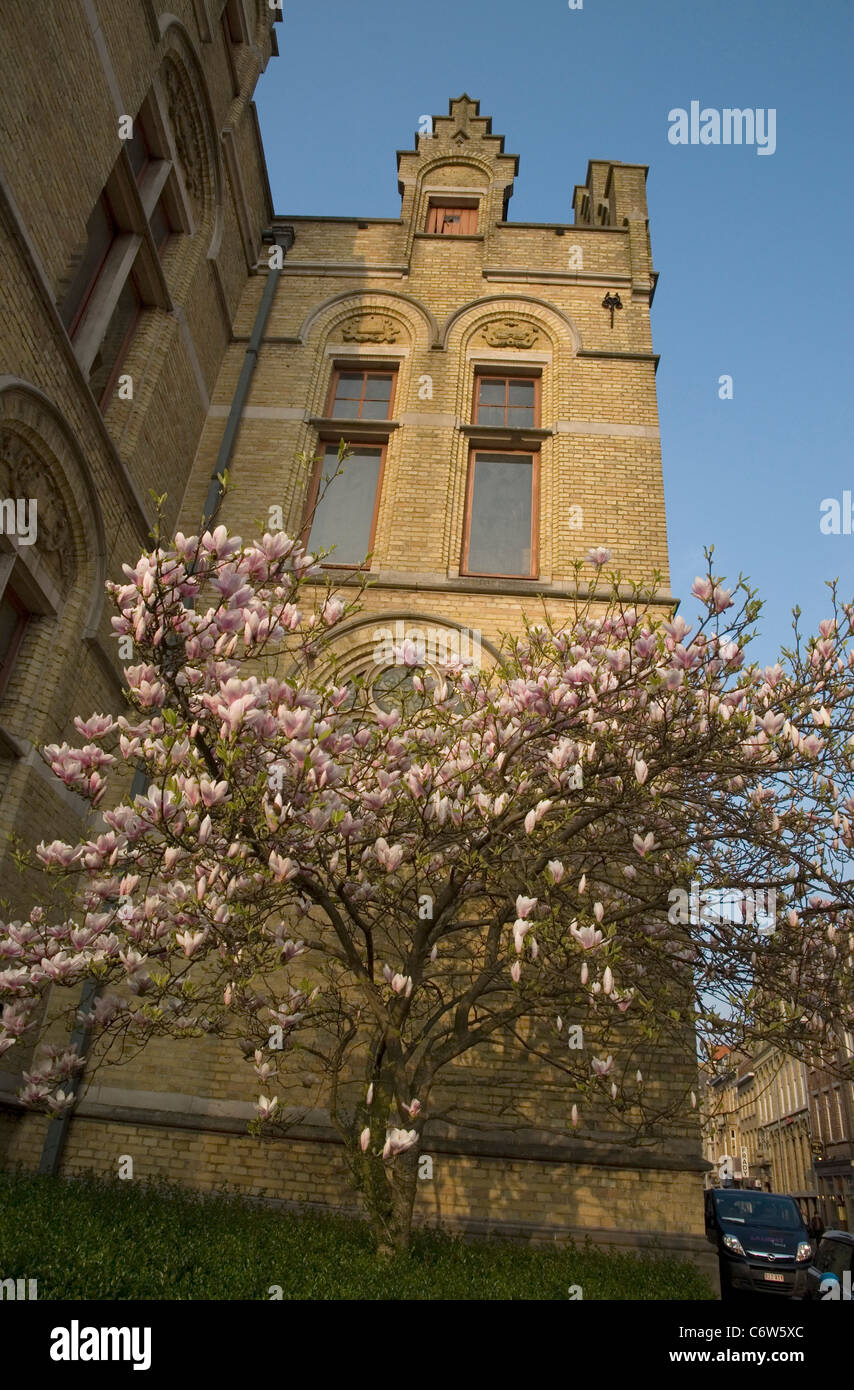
xmin=350 ymin=1094 xmax=421 ymax=1256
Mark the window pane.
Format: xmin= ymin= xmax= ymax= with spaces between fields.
xmin=59 ymin=197 xmax=115 ymax=333
xmin=508 ymin=404 xmax=535 ymax=426
xmin=334 ymin=373 xmax=363 ymax=399
xmin=88 ymin=274 xmax=142 ymax=408
xmin=478 ymin=380 xmax=506 ymax=405
xmin=466 ymin=453 xmax=533 ymax=576
xmin=508 ymin=380 xmax=535 ymax=407
xmin=477 ymin=405 xmax=506 ymax=426
xmin=0 ymin=594 xmax=22 ymax=666
xmin=360 ymin=397 xmax=391 ymax=420
xmin=0 ymin=589 xmax=28 ymax=694
xmin=149 ymin=196 xmax=172 ymax=253
xmin=125 ymin=120 xmax=151 ymax=182
xmin=307 ymin=446 xmax=381 ymax=565
xmin=363 ymin=375 xmax=392 ymax=401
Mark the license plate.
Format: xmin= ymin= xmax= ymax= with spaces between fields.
xmin=764 ymin=1272 xmax=785 ymax=1283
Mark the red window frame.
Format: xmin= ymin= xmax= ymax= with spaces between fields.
xmin=0 ymin=586 xmax=30 ymax=698
xmin=473 ymin=373 xmax=541 ymax=427
xmin=425 ymin=202 xmax=478 ymax=235
xmin=302 ymin=442 xmax=387 ymax=569
xmin=460 ymin=448 xmax=539 ymax=580
xmin=326 ymin=367 xmax=397 ymax=421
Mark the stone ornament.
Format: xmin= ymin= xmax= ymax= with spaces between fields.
xmin=0 ymin=431 xmax=73 ymax=592
xmin=340 ymin=315 xmax=401 ymax=344
xmin=163 ymin=59 xmax=204 ymax=214
xmin=481 ymin=319 xmax=539 ymax=349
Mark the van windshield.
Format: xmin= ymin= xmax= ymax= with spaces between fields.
xmin=714 ymin=1193 xmax=802 ymax=1229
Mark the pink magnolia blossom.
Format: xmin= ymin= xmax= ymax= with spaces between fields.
xmin=571 ymin=923 xmax=603 ymax=951
xmin=632 ymin=831 xmax=658 ymax=857
xmin=381 ymin=1127 xmax=418 ymax=1160
xmin=374 ymin=838 xmax=404 ymax=873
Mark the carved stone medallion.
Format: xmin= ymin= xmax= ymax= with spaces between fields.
xmin=481 ymin=319 xmax=539 ymax=349
xmin=0 ymin=430 xmax=74 ymax=591
xmin=340 ymin=315 xmax=401 ymax=344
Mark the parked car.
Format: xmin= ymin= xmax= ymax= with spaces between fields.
xmin=804 ymin=1230 xmax=854 ymax=1300
xmin=704 ymin=1188 xmax=812 ymax=1298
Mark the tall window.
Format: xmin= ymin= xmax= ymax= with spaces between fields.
xmin=327 ymin=368 xmax=396 ymax=420
xmin=474 ymin=374 xmax=538 ymax=427
xmin=0 ymin=584 xmax=30 ymax=699
xmin=58 ymin=95 xmax=185 ymax=413
xmin=425 ymin=202 xmax=478 ymax=235
xmin=125 ymin=113 xmax=175 ymax=255
xmin=306 ymin=445 xmax=384 ymax=567
xmin=462 ymin=451 xmax=536 ymax=578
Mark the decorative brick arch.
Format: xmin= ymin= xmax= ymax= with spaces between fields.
xmin=440 ymin=295 xmax=582 ymax=354
xmin=0 ymin=377 xmax=106 ymax=634
xmin=157 ymin=18 xmax=225 ymax=261
xmin=298 ymin=290 xmax=438 ymax=351
xmin=303 ymin=612 xmax=501 ymax=708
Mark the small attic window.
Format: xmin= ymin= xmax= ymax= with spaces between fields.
xmin=425 ymin=201 xmax=478 ymax=235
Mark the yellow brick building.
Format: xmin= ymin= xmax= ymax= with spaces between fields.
xmin=0 ymin=11 xmax=715 ymax=1286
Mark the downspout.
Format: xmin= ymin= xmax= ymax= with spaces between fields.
xmin=202 ymin=226 xmax=295 ymax=526
xmin=38 ymin=226 xmax=295 ymax=1175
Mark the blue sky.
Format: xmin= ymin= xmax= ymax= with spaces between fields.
xmin=256 ymin=0 xmax=854 ymax=665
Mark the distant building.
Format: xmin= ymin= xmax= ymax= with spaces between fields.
xmin=808 ymin=1027 xmax=854 ymax=1219
xmin=701 ymin=1044 xmax=811 ymax=1194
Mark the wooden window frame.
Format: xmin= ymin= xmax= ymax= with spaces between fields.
xmin=425 ymin=200 xmax=479 ymax=235
xmin=302 ymin=441 xmax=387 ymax=570
xmin=460 ymin=448 xmax=539 ymax=580
xmin=325 ymin=366 xmax=398 ymax=422
xmin=473 ymin=371 xmax=541 ymax=428
xmin=0 ymin=584 xmax=31 ymax=699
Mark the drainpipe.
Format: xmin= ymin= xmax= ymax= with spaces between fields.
xmin=38 ymin=227 xmax=295 ymax=1175
xmin=202 ymin=226 xmax=295 ymax=526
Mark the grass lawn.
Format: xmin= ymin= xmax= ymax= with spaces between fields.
xmin=0 ymin=1169 xmax=715 ymax=1300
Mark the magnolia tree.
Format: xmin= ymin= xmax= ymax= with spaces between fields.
xmin=2 ymin=520 xmax=854 ymax=1254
